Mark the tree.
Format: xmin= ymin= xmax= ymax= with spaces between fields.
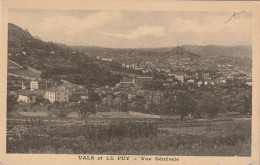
xmin=47 ymin=104 xmax=52 ymax=111
xmin=7 ymin=95 xmax=17 ymax=113
xmin=197 ymin=92 xmax=222 ymax=119
xmin=36 ymin=95 xmax=45 ymax=104
xmin=196 ymin=92 xmax=222 ymax=131
xmin=53 ymin=102 xmax=70 ymax=118
xmin=161 ymin=95 xmax=176 ymax=115
xmin=74 ymin=102 xmax=97 ymax=119
xmin=131 ymin=101 xmax=145 ymax=113
xmin=120 ymin=101 xmax=129 ymax=112
xmin=51 ymin=75 xmax=61 ymax=83
xmin=163 ymin=92 xmax=196 ymax=126
xmin=174 ymin=92 xmax=196 ymax=126
xmin=243 ymin=94 xmax=252 ymax=115
xmin=88 ymin=91 xmax=101 ymax=103
xmin=47 ymin=102 xmax=70 ymax=118
xmin=142 ymin=81 xmax=164 ymax=91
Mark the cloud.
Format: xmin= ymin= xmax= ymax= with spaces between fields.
xmin=168 ymin=14 xmax=252 ymax=34
xmin=100 ymin=25 xmax=165 ymax=39
xmin=8 ymin=10 xmax=252 ymax=47
xmin=40 ymin=11 xmax=123 ymax=35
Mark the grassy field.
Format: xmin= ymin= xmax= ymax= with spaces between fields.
xmin=6 ymin=118 xmax=251 ymax=156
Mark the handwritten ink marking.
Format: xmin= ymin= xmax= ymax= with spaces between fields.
xmin=224 ymin=10 xmax=246 ymax=23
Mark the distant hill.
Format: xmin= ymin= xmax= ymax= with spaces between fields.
xmin=181 ymin=45 xmax=252 ymax=58
xmin=8 ymin=23 xmax=122 ymax=87
xmin=74 ymin=44 xmax=251 ymax=59
xmin=73 ymin=46 xmax=199 ymax=60
xmin=8 ymin=23 xmax=251 ymax=87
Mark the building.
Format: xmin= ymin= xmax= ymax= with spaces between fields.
xmin=80 ymin=95 xmax=88 ymax=100
xmin=30 ymin=81 xmax=38 ymax=91
xmin=197 ymin=81 xmax=203 ymax=87
xmin=203 ymin=75 xmax=211 ymax=80
xmin=209 ymin=81 xmax=215 ymax=85
xmin=136 ymin=75 xmax=153 ymax=83
xmin=17 ymin=95 xmax=29 ymax=103
xmin=17 ymin=94 xmax=36 ymax=103
xmin=218 ymin=78 xmax=227 ymax=84
xmin=101 ymin=94 xmax=114 ymax=106
xmin=174 ymin=74 xmax=185 ymax=83
xmin=187 ymin=79 xmax=195 ymax=83
xmin=16 ymin=90 xmax=37 ymax=103
xmin=128 ymin=94 xmax=136 ymax=100
xmin=166 ymin=77 xmax=174 ymax=82
xmin=161 ymin=68 xmax=171 ymax=73
xmin=120 ymin=78 xmax=136 ymax=85
xmin=45 ymin=87 xmax=69 ymax=103
xmin=245 ymin=81 xmax=252 ymax=86
xmin=146 ymin=91 xmax=163 ymax=106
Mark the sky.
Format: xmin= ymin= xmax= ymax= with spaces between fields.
xmin=8 ymin=9 xmax=252 ymax=48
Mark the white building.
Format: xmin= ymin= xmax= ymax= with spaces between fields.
xmin=30 ymin=81 xmax=38 ymax=91
xmin=209 ymin=81 xmax=215 ymax=85
xmin=197 ymin=81 xmax=203 ymax=87
xmin=45 ymin=87 xmax=69 ymax=103
xmin=120 ymin=78 xmax=136 ymax=85
xmin=16 ymin=90 xmax=37 ymax=103
xmin=174 ymin=74 xmax=185 ymax=83
xmin=17 ymin=94 xmax=36 ymax=103
xmin=17 ymin=95 xmax=30 ymax=103
xmin=246 ymin=81 xmax=252 ymax=86
xmin=219 ymin=78 xmax=227 ymax=84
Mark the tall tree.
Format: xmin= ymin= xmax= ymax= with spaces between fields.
xmin=243 ymin=94 xmax=252 ymax=115
xmin=74 ymin=102 xmax=97 ymax=119
xmin=174 ymin=91 xmax=196 ymax=119
xmin=7 ymin=95 xmax=17 ymax=113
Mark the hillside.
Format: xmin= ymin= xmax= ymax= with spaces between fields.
xmin=8 ymin=23 xmax=122 ymax=87
xmin=74 ymin=45 xmax=251 ymax=59
xmin=182 ymin=45 xmax=252 ymax=58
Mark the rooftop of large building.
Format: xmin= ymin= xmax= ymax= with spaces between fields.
xmin=15 ymin=89 xmax=41 ymax=96
xmin=45 ymin=86 xmax=68 ymax=93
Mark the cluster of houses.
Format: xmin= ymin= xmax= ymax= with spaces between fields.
xmin=9 ymin=65 xmax=251 ymax=108
xmin=8 ymin=51 xmax=252 ymax=111
xmin=118 ymin=71 xmax=228 ymax=88
xmin=95 ymin=86 xmax=164 ymax=108
xmin=13 ymin=80 xmax=70 ymax=104
xmin=121 ymin=63 xmax=151 ymax=73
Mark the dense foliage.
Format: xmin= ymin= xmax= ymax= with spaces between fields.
xmin=7 ymin=120 xmax=251 ymax=155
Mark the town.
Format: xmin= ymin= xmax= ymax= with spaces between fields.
xmin=7 ymin=44 xmax=252 ymax=119
xmin=6 ymin=22 xmax=252 ymax=156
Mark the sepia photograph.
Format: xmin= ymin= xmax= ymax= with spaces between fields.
xmin=2 ymin=3 xmax=253 ymax=160
xmin=4 ymin=8 xmax=254 ymax=156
